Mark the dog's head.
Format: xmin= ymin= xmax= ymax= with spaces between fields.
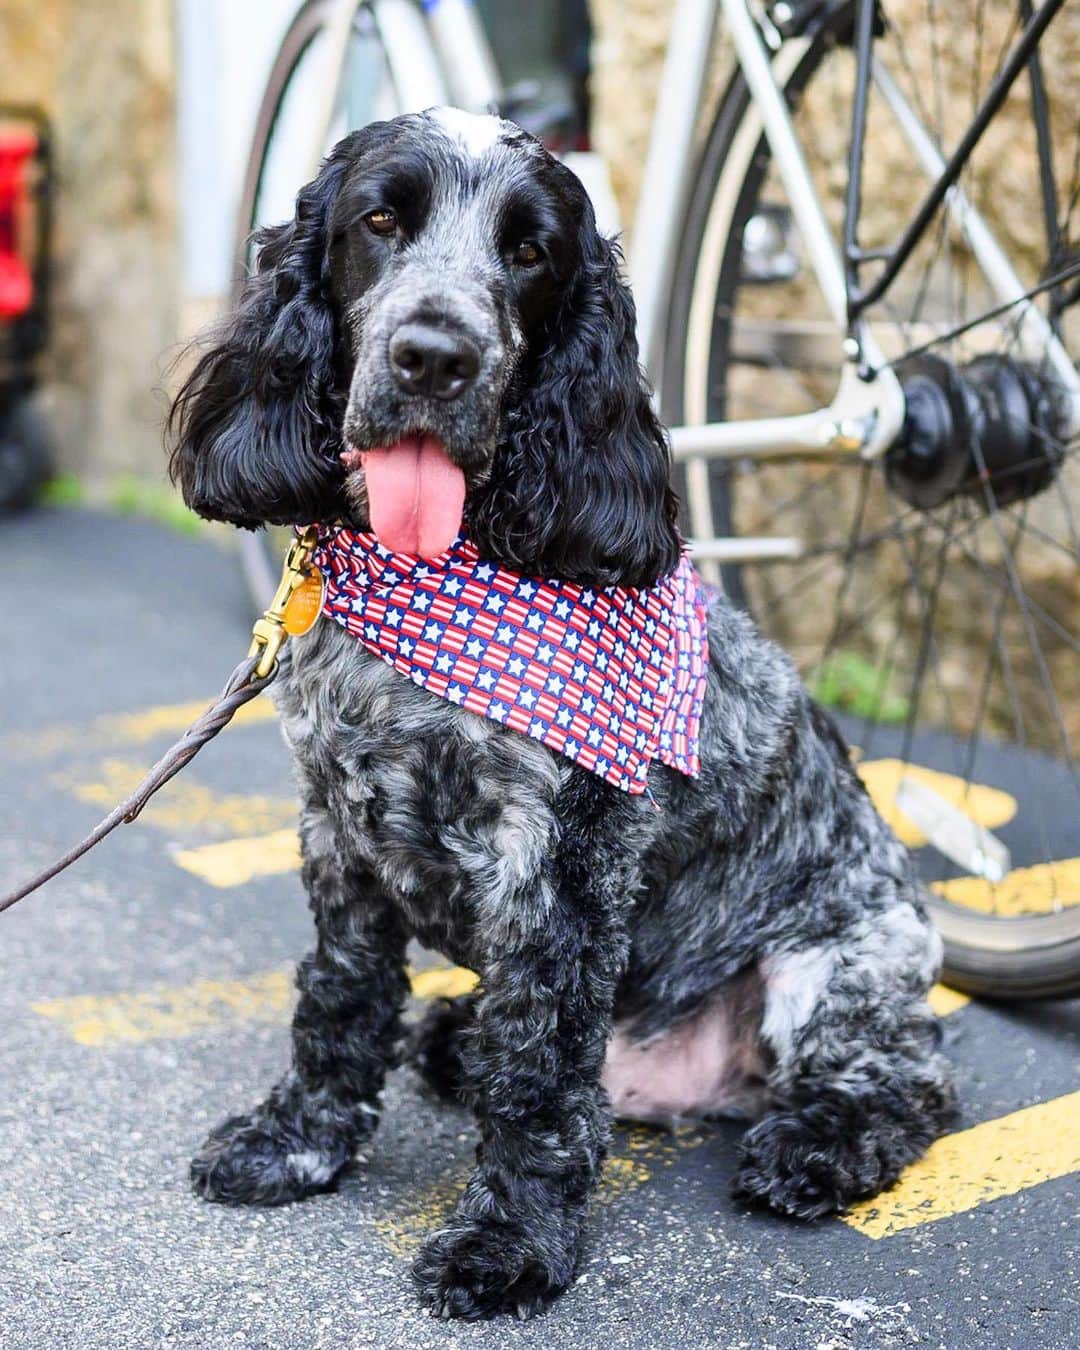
xmin=168 ymin=109 xmax=679 ymax=588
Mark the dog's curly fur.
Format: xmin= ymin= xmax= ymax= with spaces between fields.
xmin=168 ymin=110 xmax=956 ymax=1321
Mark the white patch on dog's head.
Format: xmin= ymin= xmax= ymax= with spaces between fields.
xmin=427 ymin=106 xmax=512 ymax=157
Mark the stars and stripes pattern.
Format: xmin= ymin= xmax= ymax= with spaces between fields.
xmin=311 ymin=528 xmax=710 ymax=795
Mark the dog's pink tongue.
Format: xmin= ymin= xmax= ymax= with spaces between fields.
xmin=357 ymin=436 xmax=465 ymax=558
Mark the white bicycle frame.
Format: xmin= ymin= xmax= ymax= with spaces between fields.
xmin=306 ymin=0 xmax=1080 ymax=564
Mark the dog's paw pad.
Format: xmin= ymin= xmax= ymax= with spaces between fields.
xmin=412 ymin=1220 xmax=571 ymax=1321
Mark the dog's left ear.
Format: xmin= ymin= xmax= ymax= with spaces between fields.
xmin=167 ymin=137 xmax=362 ymax=529
xmin=471 ymin=189 xmax=680 ymax=589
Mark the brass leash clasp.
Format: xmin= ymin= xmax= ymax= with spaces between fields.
xmin=247 ymin=525 xmax=321 ymax=679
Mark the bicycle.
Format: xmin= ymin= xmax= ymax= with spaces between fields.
xmin=230 ymin=0 xmax=1080 ymax=998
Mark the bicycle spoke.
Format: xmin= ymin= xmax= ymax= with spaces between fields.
xmin=1051 ymin=467 xmax=1080 ymax=562
xmin=765 ymin=463 xmax=848 ymax=521
xmin=926 ymin=0 xmax=946 ymax=152
xmin=892 ymin=497 xmax=965 ymax=773
xmin=1003 ymin=502 xmax=1080 ymax=571
xmin=877 ymin=496 xmax=1080 ymax=688
xmin=958 ymin=510 xmax=1016 ymax=791
xmin=969 ymin=434 xmax=1078 ymax=776
xmin=986 ymin=3 xmax=1024 ymax=98
xmin=758 ymin=498 xmax=940 ymax=618
xmin=876 ymin=258 xmax=1080 ymax=367
xmin=784 ymin=503 xmax=990 ymax=708
xmin=855 ymin=516 xmax=931 ymax=757
xmin=906 ymin=212 xmax=951 ymax=330
xmin=1058 ymin=134 xmax=1080 ymax=257
xmin=962 ymin=505 xmax=1064 ymax=897
xmin=966 ymin=0 xmax=989 ymax=342
xmin=812 ymin=463 xmax=873 ymax=673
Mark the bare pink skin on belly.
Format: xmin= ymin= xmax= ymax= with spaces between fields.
xmin=602 ymin=971 xmax=768 ymax=1126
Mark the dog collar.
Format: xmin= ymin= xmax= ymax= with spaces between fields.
xmin=310 ymin=527 xmax=709 ymax=795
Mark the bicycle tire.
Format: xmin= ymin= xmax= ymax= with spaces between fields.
xmin=925 ymin=899 xmax=1080 ymax=1000
xmin=662 ymin=2 xmax=1080 ymax=999
xmin=235 ymin=0 xmax=354 ymax=297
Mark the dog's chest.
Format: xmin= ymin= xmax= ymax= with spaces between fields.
xmin=273 ymin=623 xmax=565 ymax=950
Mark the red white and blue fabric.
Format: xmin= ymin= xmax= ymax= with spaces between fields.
xmin=311 ymin=528 xmax=710 ymax=796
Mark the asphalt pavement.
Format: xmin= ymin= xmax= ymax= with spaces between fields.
xmin=1 ymin=508 xmax=1078 ymax=1350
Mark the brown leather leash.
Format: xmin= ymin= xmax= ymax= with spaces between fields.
xmin=0 ymin=527 xmax=321 ymax=915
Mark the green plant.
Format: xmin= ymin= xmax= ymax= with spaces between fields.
xmin=811 ymin=651 xmax=910 ymax=724
xmin=37 ymin=470 xmax=202 ymax=536
xmin=37 ymin=472 xmax=84 ymax=507
xmin=109 ymin=475 xmax=202 ymax=536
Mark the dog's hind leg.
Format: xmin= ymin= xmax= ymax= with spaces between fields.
xmin=408 ymin=993 xmax=475 ymax=1103
xmin=190 ymin=814 xmax=410 ymax=1207
xmin=733 ymin=901 xmax=958 ymax=1220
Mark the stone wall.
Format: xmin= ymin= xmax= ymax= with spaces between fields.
xmin=0 ymin=0 xmax=178 ymax=479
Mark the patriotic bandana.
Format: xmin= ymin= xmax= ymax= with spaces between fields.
xmin=310 ymin=528 xmax=710 ymax=796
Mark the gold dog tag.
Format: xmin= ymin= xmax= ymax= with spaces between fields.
xmin=283 ymin=569 xmax=325 ymax=636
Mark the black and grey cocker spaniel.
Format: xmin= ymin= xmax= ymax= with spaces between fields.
xmin=168 ymin=108 xmax=955 ymax=1321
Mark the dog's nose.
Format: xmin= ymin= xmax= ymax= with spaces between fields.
xmin=389 ymin=324 xmax=481 ymax=401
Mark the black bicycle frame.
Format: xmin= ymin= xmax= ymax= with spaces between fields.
xmin=842 ymin=0 xmax=1067 ymax=330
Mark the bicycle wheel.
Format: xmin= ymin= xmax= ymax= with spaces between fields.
xmin=235 ymin=0 xmax=401 ymax=607
xmin=663 ymin=0 xmax=1080 ymax=998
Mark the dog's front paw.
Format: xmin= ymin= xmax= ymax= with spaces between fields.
xmin=732 ymin=1106 xmax=890 ymax=1220
xmin=412 ymin=1215 xmax=577 ymax=1321
xmin=191 ymin=1109 xmax=351 ymax=1207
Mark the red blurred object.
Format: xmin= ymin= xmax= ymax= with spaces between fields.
xmin=0 ymin=108 xmax=53 ymax=512
xmin=0 ymin=127 xmax=37 ymax=319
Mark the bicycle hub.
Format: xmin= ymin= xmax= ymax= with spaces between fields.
xmin=887 ymin=354 xmax=1065 ymax=511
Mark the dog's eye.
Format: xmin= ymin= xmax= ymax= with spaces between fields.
xmin=365 ymin=209 xmax=397 ymax=237
xmin=513 ymin=240 xmax=542 ymax=267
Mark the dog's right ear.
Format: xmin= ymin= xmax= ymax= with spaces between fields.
xmin=167 ymin=137 xmax=362 ymax=528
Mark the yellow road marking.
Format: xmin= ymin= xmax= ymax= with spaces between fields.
xmin=373 ymin=1177 xmax=467 ymax=1258
xmin=20 ymin=703 xmax=1071 ymax=1247
xmin=173 ymin=829 xmax=302 ymax=887
xmin=31 ymin=971 xmax=294 ymax=1047
xmin=5 ymin=696 xmax=277 ymax=761
xmin=373 ymin=1125 xmax=704 ymax=1257
xmin=64 ymin=760 xmax=296 ymax=840
xmin=31 ymin=964 xmax=483 ymax=1047
xmin=932 ymin=856 xmax=1080 ymax=916
xmin=19 ymin=690 xmax=1069 ymax=923
xmin=843 ymin=1090 xmax=1080 ymax=1238
xmin=410 ymin=966 xmax=479 ymax=1000
xmin=927 ymin=984 xmax=969 ymax=1016
xmin=159 ymin=758 xmax=1058 ymax=925
xmin=41 ymin=962 xmax=1065 ymax=1247
xmin=169 ymin=817 xmax=1078 ymax=932
xmin=102 ymin=697 xmax=277 ymax=743
xmin=857 ymin=759 xmax=1017 ymax=850
xmin=31 ymin=961 xmax=966 ymax=1050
